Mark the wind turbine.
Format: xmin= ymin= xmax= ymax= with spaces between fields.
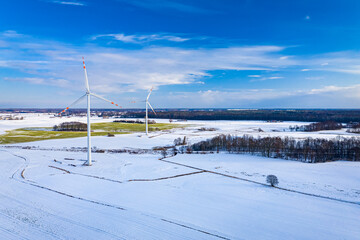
xmin=145 ymin=88 xmax=156 ymax=136
xmin=58 ymin=57 xmax=122 ymax=166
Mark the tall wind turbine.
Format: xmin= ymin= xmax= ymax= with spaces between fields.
xmin=145 ymin=88 xmax=156 ymax=136
xmin=59 ymin=57 xmax=122 ymax=166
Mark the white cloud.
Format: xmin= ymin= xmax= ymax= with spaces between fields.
xmin=301 ymin=68 xmax=311 ymax=71
xmin=307 ymin=84 xmax=360 ymax=97
xmin=305 ymin=76 xmax=324 ymax=80
xmin=306 ymin=51 xmax=360 ymax=75
xmin=166 ymin=89 xmax=295 ymax=107
xmin=0 ymin=32 xmax=296 ymax=94
xmin=250 ymin=76 xmax=283 ymax=82
xmin=92 ymin=33 xmax=189 ymax=43
xmin=50 ymin=1 xmax=85 ymax=6
xmin=7 ymin=31 xmax=360 ymax=107
xmin=4 ymin=77 xmax=71 ymax=87
xmin=1 ymin=30 xmax=24 ymax=38
xmin=162 ymin=84 xmax=360 ymax=108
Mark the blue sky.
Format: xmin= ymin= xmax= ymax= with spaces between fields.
xmin=1 ymin=0 xmax=360 ymax=108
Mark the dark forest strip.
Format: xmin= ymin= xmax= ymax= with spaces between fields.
xmin=190 ymin=134 xmax=360 ymax=162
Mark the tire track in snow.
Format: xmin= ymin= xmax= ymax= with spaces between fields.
xmin=0 ymin=224 xmax=30 ymax=240
xmin=48 ymin=165 xmax=123 ymax=183
xmin=3 ymin=149 xmax=232 ymax=240
xmin=48 ymin=165 xmax=70 ymax=174
xmin=161 ymin=219 xmax=231 ymax=240
xmin=0 ymin=210 xmax=63 ymax=239
xmin=0 ymin=192 xmax=127 ymax=240
xmin=1 ymin=150 xmax=127 ymax=240
xmin=128 ymin=170 xmax=206 ymax=182
xmin=48 ymin=166 xmax=205 ymax=183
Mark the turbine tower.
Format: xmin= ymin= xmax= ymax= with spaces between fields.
xmin=59 ymin=57 xmax=122 ymax=166
xmin=145 ymin=88 xmax=156 ymax=136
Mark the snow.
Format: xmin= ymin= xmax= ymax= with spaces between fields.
xmin=0 ymin=113 xmax=359 ymax=239
xmin=2 ymin=113 xmax=357 ymax=151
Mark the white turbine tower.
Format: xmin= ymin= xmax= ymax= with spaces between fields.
xmin=59 ymin=57 xmax=122 ymax=166
xmin=145 ymin=88 xmax=156 ymax=136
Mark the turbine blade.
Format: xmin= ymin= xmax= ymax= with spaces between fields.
xmin=147 ymin=102 xmax=156 ymax=115
xmin=146 ymin=87 xmax=153 ymax=101
xmin=82 ymin=57 xmax=90 ymax=93
xmin=58 ymin=94 xmax=86 ymax=115
xmin=91 ymin=92 xmax=122 ymax=108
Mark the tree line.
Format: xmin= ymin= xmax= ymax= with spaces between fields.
xmin=190 ymin=134 xmax=360 ymax=162
xmin=289 ymin=121 xmax=343 ymax=132
xmin=53 ymin=122 xmax=87 ymax=131
xmin=120 ymin=109 xmax=360 ymax=123
xmin=113 ymin=119 xmax=156 ymax=124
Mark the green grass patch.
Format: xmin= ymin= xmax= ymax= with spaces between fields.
xmin=0 ymin=129 xmax=127 ymax=144
xmin=0 ymin=122 xmax=186 ymax=144
xmin=91 ymin=122 xmax=184 ymax=132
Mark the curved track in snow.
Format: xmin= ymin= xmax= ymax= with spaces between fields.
xmin=0 ymin=149 xmax=232 ymax=240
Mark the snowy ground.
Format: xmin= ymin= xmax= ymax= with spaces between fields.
xmin=1 ymin=113 xmax=358 ymax=150
xmin=0 ymin=113 xmax=359 ymax=239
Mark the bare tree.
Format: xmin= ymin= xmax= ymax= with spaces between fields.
xmin=172 ymin=147 xmax=178 ymax=156
xmin=190 ymin=134 xmax=360 ymax=162
xmin=266 ymin=175 xmax=279 ymax=187
xmin=173 ymin=137 xmax=182 ymax=146
xmin=161 ymin=148 xmax=167 ymax=158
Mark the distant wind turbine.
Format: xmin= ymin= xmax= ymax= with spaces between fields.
xmin=58 ymin=57 xmax=122 ymax=166
xmin=145 ymin=88 xmax=156 ymax=136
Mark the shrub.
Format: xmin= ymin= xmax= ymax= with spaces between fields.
xmin=161 ymin=148 xmax=167 ymax=158
xmin=266 ymin=175 xmax=279 ymax=187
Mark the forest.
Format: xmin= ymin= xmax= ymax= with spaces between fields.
xmin=120 ymin=109 xmax=360 ymax=123
xmin=289 ymin=121 xmax=343 ymax=132
xmin=53 ymin=122 xmax=87 ymax=131
xmin=189 ymin=134 xmax=360 ymax=162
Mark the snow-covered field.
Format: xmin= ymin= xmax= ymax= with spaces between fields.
xmin=0 ymin=113 xmax=359 ymax=239
xmin=1 ymin=113 xmax=358 ymax=150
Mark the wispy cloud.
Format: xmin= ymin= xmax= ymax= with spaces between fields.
xmin=4 ymin=77 xmax=71 ymax=87
xmin=249 ymin=75 xmax=284 ymax=82
xmin=0 ymin=31 xmax=295 ymax=94
xmin=164 ymin=84 xmax=360 ymax=108
xmin=305 ymin=76 xmax=324 ymax=80
xmin=4 ymin=30 xmax=360 ymax=107
xmin=307 ymin=51 xmax=360 ymax=75
xmin=170 ymin=89 xmax=294 ymax=105
xmin=307 ymin=84 xmax=360 ymax=96
xmin=50 ymin=1 xmax=85 ymax=6
xmin=1 ymin=30 xmax=24 ymax=38
xmin=92 ymin=33 xmax=190 ymax=44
